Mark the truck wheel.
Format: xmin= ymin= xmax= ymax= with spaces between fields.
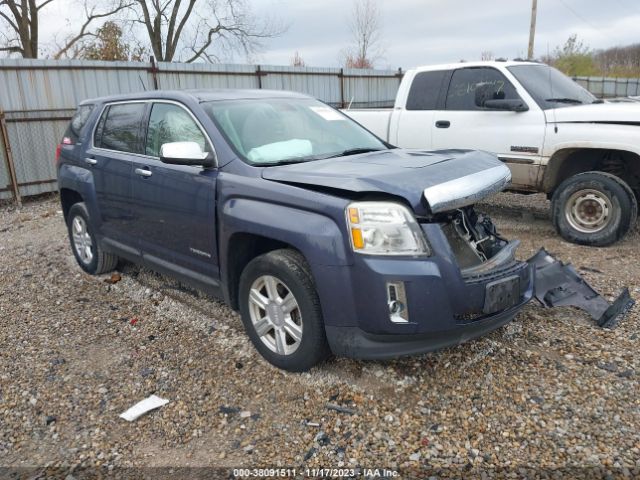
xmin=551 ymin=172 xmax=637 ymax=246
xmin=67 ymin=202 xmax=119 ymax=274
xmin=238 ymin=249 xmax=330 ymax=371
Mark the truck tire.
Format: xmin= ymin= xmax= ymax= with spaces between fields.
xmin=67 ymin=202 xmax=119 ymax=274
xmin=238 ymin=249 xmax=331 ymax=371
xmin=551 ymin=172 xmax=637 ymax=246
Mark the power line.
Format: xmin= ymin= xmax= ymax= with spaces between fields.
xmin=556 ymin=0 xmax=624 ymax=44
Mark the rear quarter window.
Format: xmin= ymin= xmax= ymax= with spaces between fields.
xmin=406 ymin=70 xmax=447 ymax=110
xmin=95 ymin=103 xmax=146 ymax=153
xmin=64 ymin=105 xmax=94 ymax=143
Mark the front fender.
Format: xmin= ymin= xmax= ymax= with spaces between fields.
xmin=219 ymin=198 xmax=349 ymax=267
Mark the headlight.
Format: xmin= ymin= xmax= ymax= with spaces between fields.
xmin=346 ymin=201 xmax=430 ymax=256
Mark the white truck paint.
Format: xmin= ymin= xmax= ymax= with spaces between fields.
xmin=343 ymin=61 xmax=640 ymax=246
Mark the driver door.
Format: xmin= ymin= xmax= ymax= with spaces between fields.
xmin=130 ymin=101 xmax=219 ymax=281
xmin=431 ymin=67 xmax=545 ymax=189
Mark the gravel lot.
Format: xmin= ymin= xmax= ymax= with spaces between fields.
xmin=1 ymin=193 xmax=639 ymax=479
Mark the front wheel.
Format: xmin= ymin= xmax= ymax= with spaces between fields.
xmin=238 ymin=249 xmax=330 ymax=371
xmin=551 ymin=171 xmax=637 ymax=246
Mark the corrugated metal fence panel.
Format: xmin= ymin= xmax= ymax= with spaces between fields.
xmin=343 ymin=68 xmax=401 ymax=108
xmin=259 ymin=65 xmax=342 ymax=106
xmin=0 ymin=58 xmax=153 ymax=111
xmin=156 ymin=62 xmax=259 ymax=90
xmin=4 ymin=109 xmax=73 ymax=197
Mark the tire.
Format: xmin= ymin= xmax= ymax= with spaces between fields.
xmin=238 ymin=249 xmax=330 ymax=371
xmin=67 ymin=202 xmax=119 ymax=275
xmin=551 ymin=171 xmax=637 ymax=247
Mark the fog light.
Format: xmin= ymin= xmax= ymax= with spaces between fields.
xmin=387 ymin=282 xmax=409 ymax=323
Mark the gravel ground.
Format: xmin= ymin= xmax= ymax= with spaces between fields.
xmin=1 ymin=193 xmax=639 ymax=479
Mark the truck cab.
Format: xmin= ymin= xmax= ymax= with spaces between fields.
xmin=345 ymin=61 xmax=640 ymax=247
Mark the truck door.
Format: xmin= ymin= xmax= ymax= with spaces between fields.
xmin=394 ymin=70 xmax=448 ymax=148
xmin=431 ymin=67 xmax=545 ymax=190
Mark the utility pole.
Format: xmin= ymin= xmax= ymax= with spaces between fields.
xmin=528 ymin=0 xmax=538 ymax=59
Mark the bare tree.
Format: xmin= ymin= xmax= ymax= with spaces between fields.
xmin=480 ymin=50 xmax=494 ymax=61
xmin=0 ymin=0 xmax=130 ymax=58
xmin=54 ymin=1 xmax=133 ymax=59
xmin=0 ymin=0 xmax=53 ymax=57
xmin=131 ymin=0 xmax=283 ymax=63
xmin=341 ymin=0 xmax=383 ymax=69
xmin=290 ymin=50 xmax=305 ymax=67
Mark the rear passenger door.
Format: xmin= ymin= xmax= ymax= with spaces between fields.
xmin=393 ymin=70 xmax=448 ymax=148
xmin=130 ymin=101 xmax=219 ymax=284
xmin=88 ymin=102 xmax=146 ymax=247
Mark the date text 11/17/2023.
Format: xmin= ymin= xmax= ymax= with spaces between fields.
xmin=232 ymin=468 xmax=399 ymax=478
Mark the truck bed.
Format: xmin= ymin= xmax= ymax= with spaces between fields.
xmin=342 ymin=108 xmax=392 ymax=141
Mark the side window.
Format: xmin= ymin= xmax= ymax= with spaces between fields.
xmin=96 ymin=103 xmax=146 ymax=153
xmin=145 ymin=103 xmax=207 ymax=157
xmin=65 ymin=104 xmax=94 ymax=143
xmin=406 ymin=70 xmax=447 ymax=110
xmin=445 ymin=68 xmax=519 ymax=111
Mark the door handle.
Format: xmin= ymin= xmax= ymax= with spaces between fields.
xmin=435 ymin=120 xmax=451 ymax=128
xmin=85 ymin=157 xmax=97 ymax=165
xmin=135 ymin=167 xmax=152 ymax=178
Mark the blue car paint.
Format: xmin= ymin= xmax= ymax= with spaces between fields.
xmin=57 ymin=89 xmax=534 ymax=360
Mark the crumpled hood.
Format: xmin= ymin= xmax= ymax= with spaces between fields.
xmin=261 ymin=149 xmax=511 ymax=215
xmin=547 ymin=102 xmax=640 ymax=124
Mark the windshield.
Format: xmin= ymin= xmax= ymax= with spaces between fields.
xmin=202 ymin=97 xmax=387 ymax=165
xmin=507 ymin=64 xmax=598 ymax=110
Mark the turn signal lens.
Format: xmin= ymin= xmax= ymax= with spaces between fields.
xmin=351 ymin=228 xmax=364 ymax=249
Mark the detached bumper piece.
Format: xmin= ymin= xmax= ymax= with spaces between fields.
xmin=527 ymin=248 xmax=635 ymax=328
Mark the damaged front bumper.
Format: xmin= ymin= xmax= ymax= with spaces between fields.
xmin=527 ymin=249 xmax=635 ymax=328
xmin=323 ymin=211 xmax=633 ymax=360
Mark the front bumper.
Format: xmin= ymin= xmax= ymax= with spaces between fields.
xmin=326 ymin=297 xmax=526 ymax=359
xmin=316 ymin=222 xmax=535 ymax=359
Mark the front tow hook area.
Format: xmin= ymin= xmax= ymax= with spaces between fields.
xmin=527 ymin=248 xmax=635 ymax=328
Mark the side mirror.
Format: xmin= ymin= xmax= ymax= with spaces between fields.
xmin=483 ymin=99 xmax=529 ymax=112
xmin=159 ymin=141 xmax=215 ymax=167
xmin=474 ymin=83 xmax=528 ymax=112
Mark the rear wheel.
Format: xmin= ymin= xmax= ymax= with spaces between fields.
xmin=67 ymin=202 xmax=119 ymax=274
xmin=551 ymin=172 xmax=637 ymax=246
xmin=238 ymin=249 xmax=330 ymax=371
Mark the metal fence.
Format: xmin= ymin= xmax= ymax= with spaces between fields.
xmin=0 ymin=58 xmax=403 ymax=203
xmin=1 ymin=59 xmax=639 ymax=204
xmin=572 ymin=76 xmax=640 ymax=98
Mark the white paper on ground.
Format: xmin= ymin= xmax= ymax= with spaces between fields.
xmin=119 ymin=395 xmax=169 ymax=422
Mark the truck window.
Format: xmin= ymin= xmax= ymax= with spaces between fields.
xmin=445 ymin=68 xmax=518 ymax=111
xmin=95 ymin=103 xmax=146 ymax=153
xmin=145 ymin=103 xmax=208 ymax=157
xmin=406 ymin=71 xmax=447 ymax=110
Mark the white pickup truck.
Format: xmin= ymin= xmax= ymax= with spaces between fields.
xmin=344 ymin=61 xmax=640 ymax=246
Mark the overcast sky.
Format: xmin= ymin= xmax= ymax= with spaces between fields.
xmin=39 ymin=0 xmax=640 ymax=69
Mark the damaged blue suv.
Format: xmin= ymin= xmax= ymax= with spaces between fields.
xmin=56 ymin=89 xmax=631 ymax=371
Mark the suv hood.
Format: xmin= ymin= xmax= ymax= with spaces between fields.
xmin=547 ymin=102 xmax=640 ymax=124
xmin=261 ymin=149 xmax=511 ymax=215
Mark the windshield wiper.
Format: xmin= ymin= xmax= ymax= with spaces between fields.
xmin=324 ymin=147 xmax=385 ymax=159
xmin=545 ymin=97 xmax=583 ymax=104
xmin=258 ymin=157 xmax=313 ymax=166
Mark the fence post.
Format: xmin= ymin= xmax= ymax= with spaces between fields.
xmin=256 ymin=65 xmax=263 ymax=89
xmin=149 ymin=56 xmax=159 ymax=90
xmin=0 ymin=110 xmax=22 ymax=207
xmin=339 ymin=68 xmax=345 ymax=108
